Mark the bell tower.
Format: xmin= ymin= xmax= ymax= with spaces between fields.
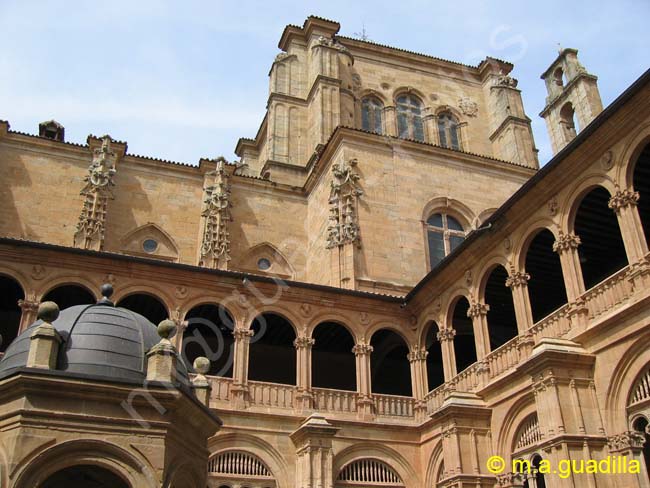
xmin=540 ymin=48 xmax=603 ymax=154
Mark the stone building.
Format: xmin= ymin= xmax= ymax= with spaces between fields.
xmin=0 ymin=15 xmax=649 ymax=488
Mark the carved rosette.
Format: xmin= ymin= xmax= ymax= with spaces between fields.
xmin=607 ymin=431 xmax=646 ymax=453
xmin=608 ymin=188 xmax=639 ymax=213
xmin=436 ymin=328 xmax=456 ymax=342
xmin=73 ymin=135 xmax=117 ymax=251
xmin=553 ymin=231 xmax=581 ymax=254
xmin=505 ymin=268 xmax=530 ymax=289
xmin=199 ymin=158 xmax=232 ymax=269
xmin=326 ymin=158 xmax=364 ymax=249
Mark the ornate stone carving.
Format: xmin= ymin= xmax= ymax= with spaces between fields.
xmin=199 ymin=157 xmax=232 ymax=269
xmin=467 ymin=301 xmax=490 ymax=318
xmin=600 ymin=150 xmax=614 ymax=170
xmin=233 ymin=328 xmax=254 ymax=340
xmin=505 ymin=268 xmax=530 ymax=288
xmin=458 ymin=97 xmax=478 ymax=117
xmin=495 ymin=69 xmax=518 ymax=88
xmin=608 ymin=188 xmax=639 ymax=213
xmin=313 ymin=36 xmax=350 ymax=54
xmin=174 ymin=285 xmax=189 ymax=299
xmin=352 ymin=343 xmax=373 ymax=356
xmin=274 ymin=52 xmax=291 ymax=63
xmin=359 ymin=311 xmax=370 ymax=326
xmin=407 ymin=348 xmax=428 ymax=362
xmin=496 ymin=472 xmax=524 ymax=486
xmin=18 ymin=296 xmax=39 ymax=314
xmin=436 ymin=328 xmax=456 ymax=342
xmin=326 ymin=158 xmax=363 ymax=248
xmin=607 ymin=431 xmax=646 ymax=453
xmin=553 ymin=231 xmax=581 ymax=254
xmin=548 ymin=196 xmax=559 ymax=216
xmin=74 ymin=135 xmax=117 ymax=251
xmin=465 ymin=269 xmax=472 ymax=286
xmin=30 ymin=264 xmax=46 ymax=280
xmin=294 ymin=336 xmax=315 ymax=349
xmin=299 ymin=302 xmax=312 ymax=317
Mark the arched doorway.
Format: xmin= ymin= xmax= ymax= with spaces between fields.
xmin=573 ymin=187 xmax=628 ymax=289
xmin=370 ymin=329 xmax=412 ymax=396
xmin=42 ymin=284 xmax=94 ymax=309
xmin=182 ymin=304 xmax=235 ymax=377
xmin=450 ymin=297 xmax=476 ymax=374
xmin=0 ymin=275 xmax=23 ymax=352
xmin=116 ymin=293 xmax=168 ymax=325
xmin=525 ymin=230 xmax=568 ymax=323
xmin=483 ymin=265 xmax=518 ymax=350
xmin=39 ymin=465 xmax=130 ymax=488
xmin=312 ymin=322 xmax=356 ymax=391
xmin=248 ymin=313 xmax=296 ymax=385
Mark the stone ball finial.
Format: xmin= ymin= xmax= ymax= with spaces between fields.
xmin=157 ymin=319 xmax=176 ymax=340
xmin=193 ymin=357 xmax=210 ymax=375
xmin=37 ymin=301 xmax=60 ymax=323
xmin=101 ymin=283 xmax=114 ymax=298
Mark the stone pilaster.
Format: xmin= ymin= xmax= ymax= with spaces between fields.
xmin=146 ymin=320 xmax=178 ymax=383
xmin=290 ymin=414 xmax=340 ymax=488
xmin=383 ymin=106 xmax=397 ymax=137
xmin=505 ymin=268 xmax=533 ymax=333
xmin=552 ymin=230 xmax=585 ymax=301
xmin=73 ymin=135 xmax=117 ymax=251
xmin=26 ymin=302 xmax=61 ymax=370
xmin=609 ymin=188 xmax=649 ymax=264
xmin=607 ymin=431 xmax=649 ymax=488
xmin=231 ymin=327 xmax=254 ymax=408
xmin=17 ymin=295 xmax=39 ymax=333
xmin=437 ymin=328 xmax=457 ymax=380
xmin=295 ymin=335 xmax=315 ymax=410
xmin=408 ymin=347 xmax=428 ymax=419
xmin=199 ymin=157 xmax=232 ymax=270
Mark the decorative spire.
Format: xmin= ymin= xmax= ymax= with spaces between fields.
xmin=73 ymin=135 xmax=117 ymax=251
xmin=326 ymin=158 xmax=363 ymax=248
xmin=199 ymin=157 xmax=232 ymax=269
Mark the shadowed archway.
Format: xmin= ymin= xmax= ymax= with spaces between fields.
xmin=40 ymin=465 xmax=130 ymax=488
xmin=116 ymin=293 xmax=167 ymax=325
xmin=248 ymin=313 xmax=296 ymax=385
xmin=450 ymin=297 xmax=476 ymax=373
xmin=43 ymin=284 xmax=94 ymax=310
xmin=370 ymin=329 xmax=412 ymax=396
xmin=0 ymin=275 xmax=24 ymax=352
xmin=182 ymin=304 xmax=235 ymax=377
xmin=484 ymin=266 xmax=518 ymax=350
xmin=312 ymin=322 xmax=356 ymax=391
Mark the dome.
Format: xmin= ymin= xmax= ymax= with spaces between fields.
xmin=0 ymin=288 xmax=190 ymax=384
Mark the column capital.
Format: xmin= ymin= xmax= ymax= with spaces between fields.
xmin=608 ymin=431 xmax=646 ymax=453
xmin=467 ymin=301 xmax=490 ymax=318
xmin=352 ymin=342 xmax=373 ymax=356
xmin=505 ymin=269 xmax=530 ymax=288
xmin=233 ymin=327 xmax=254 ymax=340
xmin=552 ymin=230 xmax=581 ymax=254
xmin=496 ymin=472 xmax=525 ymax=487
xmin=18 ymin=298 xmax=39 ymax=313
xmin=608 ymin=188 xmax=639 ymax=213
xmin=436 ymin=328 xmax=456 ymax=342
xmin=294 ymin=336 xmax=315 ymax=349
xmin=407 ymin=347 xmax=428 ymax=362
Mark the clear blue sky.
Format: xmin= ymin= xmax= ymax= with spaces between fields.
xmin=1 ymin=0 xmax=648 ymax=166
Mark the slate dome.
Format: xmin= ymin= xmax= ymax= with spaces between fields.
xmin=0 ymin=286 xmax=190 ymax=383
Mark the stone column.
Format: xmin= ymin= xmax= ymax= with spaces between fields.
xmin=146 ymin=320 xmax=178 ymax=383
xmin=384 ymin=106 xmax=397 ymax=137
xmin=290 ymin=414 xmax=340 ymax=488
xmin=352 ymin=342 xmax=374 ymax=419
xmin=231 ymin=327 xmax=253 ymax=407
xmin=295 ymin=335 xmax=315 ymax=410
xmin=18 ymin=295 xmax=39 ymax=333
xmin=505 ymin=268 xmax=533 ymax=333
xmin=437 ymin=328 xmax=457 ymax=380
xmin=609 ymin=188 xmax=648 ymax=263
xmin=552 ymin=230 xmax=585 ymax=301
xmin=607 ymin=431 xmax=649 ymax=488
xmin=467 ymin=301 xmax=491 ymax=359
xmin=423 ymin=113 xmax=437 ymax=143
xmin=408 ymin=347 xmax=428 ymax=419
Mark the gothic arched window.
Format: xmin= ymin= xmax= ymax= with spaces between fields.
xmin=426 ymin=213 xmax=465 ymax=270
xmin=437 ymin=112 xmax=461 ymax=150
xmin=396 ymin=94 xmax=425 ymax=142
xmin=361 ymin=97 xmax=383 ymax=134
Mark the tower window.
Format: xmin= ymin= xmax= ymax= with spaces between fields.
xmin=396 ymin=94 xmax=424 ymax=142
xmin=437 ymin=112 xmax=461 ymax=150
xmin=426 ymin=213 xmax=465 ymax=269
xmin=559 ymin=102 xmax=578 ymax=142
xmin=361 ymin=97 xmax=383 ymax=134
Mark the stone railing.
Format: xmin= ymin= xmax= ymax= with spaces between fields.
xmin=313 ymin=387 xmax=358 ymax=414
xmin=207 ymin=375 xmax=233 ymax=403
xmin=247 ymin=380 xmax=296 ymax=410
xmin=374 ymin=393 xmax=416 ymax=418
xmin=425 ymin=261 xmax=640 ymax=415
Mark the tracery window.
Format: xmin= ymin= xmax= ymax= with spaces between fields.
xmin=426 ymin=213 xmax=465 ymax=269
xmin=361 ymin=96 xmax=383 ymax=134
xmin=437 ymin=112 xmax=461 ymax=150
xmin=396 ymin=94 xmax=425 ymax=141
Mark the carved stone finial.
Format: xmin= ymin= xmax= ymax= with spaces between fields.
xmin=327 ymin=158 xmax=363 ymax=248
xmin=199 ymin=158 xmax=232 ymax=269
xmin=37 ymin=301 xmax=60 ymax=323
xmin=157 ymin=319 xmax=177 ymax=340
xmin=74 ymin=135 xmax=117 ymax=251
xmin=193 ymin=356 xmax=210 ymax=375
